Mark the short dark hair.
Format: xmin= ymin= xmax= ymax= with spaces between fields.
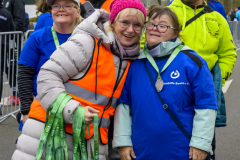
xmin=148 ymin=5 xmax=180 ymax=38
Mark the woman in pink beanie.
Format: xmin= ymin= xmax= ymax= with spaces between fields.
xmin=108 ymin=0 xmax=147 ymax=47
xmin=107 ymin=1 xmax=147 ymax=159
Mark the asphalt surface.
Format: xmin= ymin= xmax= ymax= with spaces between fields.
xmin=0 ymin=50 xmax=240 ymax=160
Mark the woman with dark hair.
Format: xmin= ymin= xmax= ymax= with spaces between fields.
xmin=113 ymin=6 xmax=217 ymax=160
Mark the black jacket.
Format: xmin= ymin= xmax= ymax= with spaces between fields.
xmin=0 ymin=4 xmax=15 ymax=46
xmin=0 ymin=4 xmax=15 ymax=32
xmin=230 ymin=11 xmax=236 ymax=21
xmin=87 ymin=0 xmax=106 ymax=9
xmin=4 ymin=0 xmax=25 ymax=32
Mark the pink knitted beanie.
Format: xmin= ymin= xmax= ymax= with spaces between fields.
xmin=110 ymin=0 xmax=147 ymax=23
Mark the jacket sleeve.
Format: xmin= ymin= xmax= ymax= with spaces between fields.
xmin=113 ymin=103 xmax=133 ymax=148
xmin=113 ymin=62 xmax=133 ymax=148
xmin=13 ymin=0 xmax=25 ymax=31
xmin=190 ymin=109 xmax=217 ymax=152
xmin=217 ymin=3 xmax=228 ymax=21
xmin=18 ymin=64 xmax=35 ymax=115
xmin=8 ymin=12 xmax=15 ymax=31
xmin=216 ymin=15 xmax=237 ymax=86
xmin=37 ymin=33 xmax=94 ymax=124
xmin=188 ymin=55 xmax=218 ymax=152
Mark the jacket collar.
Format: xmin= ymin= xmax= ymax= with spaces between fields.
xmin=138 ymin=38 xmax=194 ymax=59
xmin=181 ymin=0 xmax=205 ymax=9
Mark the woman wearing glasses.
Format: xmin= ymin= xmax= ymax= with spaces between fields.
xmin=17 ymin=0 xmax=82 ymax=129
xmin=12 ymin=0 xmax=146 ymax=159
xmin=13 ymin=0 xmax=82 ymax=158
xmin=113 ymin=6 xmax=217 ymax=160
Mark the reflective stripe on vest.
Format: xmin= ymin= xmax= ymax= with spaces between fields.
xmin=64 ymin=82 xmax=119 ymax=108
xmin=79 ymin=0 xmax=112 ymax=13
xmin=28 ymin=37 xmax=131 ymax=145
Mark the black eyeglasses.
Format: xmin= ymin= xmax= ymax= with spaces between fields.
xmin=146 ymin=22 xmax=176 ymax=33
xmin=118 ymin=20 xmax=143 ymax=31
xmin=52 ymin=4 xmax=76 ymax=11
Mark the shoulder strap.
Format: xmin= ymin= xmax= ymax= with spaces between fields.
xmin=144 ymin=60 xmax=191 ymax=140
xmin=144 ymin=60 xmax=212 ymax=160
xmin=185 ymin=5 xmax=214 ymax=28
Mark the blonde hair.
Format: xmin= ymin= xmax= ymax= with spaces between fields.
xmin=73 ymin=3 xmax=83 ymax=25
xmin=36 ymin=0 xmax=51 ymax=14
xmin=105 ymin=8 xmax=145 ymax=32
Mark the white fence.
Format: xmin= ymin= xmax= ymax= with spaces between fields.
xmin=0 ymin=31 xmax=23 ymax=123
xmin=229 ymin=21 xmax=240 ymax=48
xmin=0 ymin=30 xmax=34 ymax=123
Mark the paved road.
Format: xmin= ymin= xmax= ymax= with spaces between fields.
xmin=0 ymin=51 xmax=240 ymax=160
xmin=214 ymin=49 xmax=240 ymax=160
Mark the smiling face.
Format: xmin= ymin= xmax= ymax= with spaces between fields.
xmin=145 ymin=14 xmax=177 ymax=47
xmin=112 ymin=8 xmax=144 ymax=47
xmin=52 ymin=0 xmax=80 ymax=26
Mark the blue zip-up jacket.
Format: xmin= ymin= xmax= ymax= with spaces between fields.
xmin=113 ymin=38 xmax=217 ymax=159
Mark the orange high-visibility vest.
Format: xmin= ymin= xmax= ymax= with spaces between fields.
xmin=29 ymin=37 xmax=130 ymax=145
xmin=80 ymin=0 xmax=112 ymax=13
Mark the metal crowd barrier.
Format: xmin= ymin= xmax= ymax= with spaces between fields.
xmin=229 ymin=21 xmax=240 ymax=48
xmin=0 ymin=31 xmax=24 ymax=124
xmin=23 ymin=30 xmax=34 ymax=45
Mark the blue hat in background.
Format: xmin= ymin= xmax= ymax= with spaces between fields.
xmin=238 ymin=6 xmax=240 ymax=10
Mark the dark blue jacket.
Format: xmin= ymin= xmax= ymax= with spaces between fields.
xmin=211 ymin=62 xmax=226 ymax=127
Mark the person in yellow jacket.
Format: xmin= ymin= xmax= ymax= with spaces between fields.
xmin=167 ymin=0 xmax=236 ymax=159
xmin=168 ymin=0 xmax=236 ymax=86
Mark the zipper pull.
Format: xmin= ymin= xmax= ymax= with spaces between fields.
xmin=194 ymin=5 xmax=197 ymax=15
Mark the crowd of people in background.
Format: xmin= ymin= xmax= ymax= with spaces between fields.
xmin=228 ymin=7 xmax=240 ymax=21
xmin=0 ymin=0 xmax=238 ymax=160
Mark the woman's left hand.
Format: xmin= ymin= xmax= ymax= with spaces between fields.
xmin=189 ymin=147 xmax=207 ymax=160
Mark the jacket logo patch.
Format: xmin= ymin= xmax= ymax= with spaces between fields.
xmin=206 ymin=21 xmax=220 ymax=36
xmin=171 ymin=70 xmax=180 ymax=79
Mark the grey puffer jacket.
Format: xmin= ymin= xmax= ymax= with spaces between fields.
xmin=12 ymin=9 xmax=140 ymax=160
